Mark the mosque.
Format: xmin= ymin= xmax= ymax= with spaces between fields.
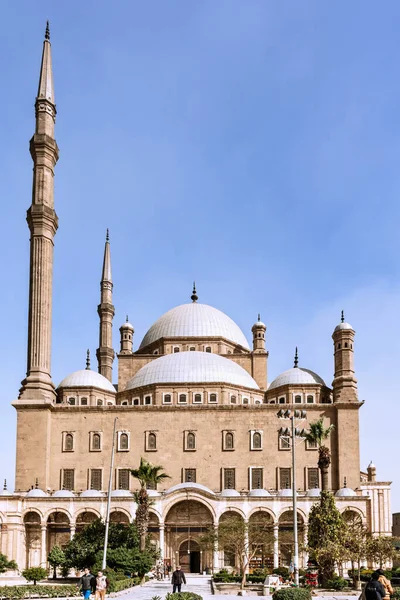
xmin=0 ymin=25 xmax=392 ymax=574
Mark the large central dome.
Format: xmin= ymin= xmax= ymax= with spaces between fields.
xmin=126 ymin=351 xmax=259 ymax=390
xmin=139 ymin=303 xmax=250 ymax=350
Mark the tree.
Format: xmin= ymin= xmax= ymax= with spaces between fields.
xmin=304 ymin=418 xmax=335 ymax=491
xmin=341 ymin=510 xmax=368 ymax=590
xmin=47 ymin=545 xmax=65 ymax=579
xmin=131 ymin=458 xmax=170 ymax=552
xmin=200 ymin=514 xmax=274 ymax=589
xmin=307 ymin=491 xmax=346 ymax=585
xmin=22 ymin=566 xmax=48 ymax=584
xmin=0 ymin=553 xmax=18 ymax=573
xmin=63 ymin=517 xmax=157 ymax=578
xmin=366 ymin=535 xmax=400 ymax=568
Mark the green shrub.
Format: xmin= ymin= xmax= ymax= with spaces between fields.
xmin=272 ymin=588 xmax=311 ymax=600
xmin=246 ymin=575 xmax=266 ymax=583
xmin=391 ymin=589 xmax=400 ymax=600
xmin=326 ymin=576 xmax=348 ymax=590
xmin=108 ymin=578 xmax=139 ymax=593
xmin=165 ymin=594 xmax=203 ymax=600
xmin=273 ymin=567 xmax=290 ymax=579
xmin=0 ymin=584 xmax=81 ymax=598
xmin=21 ymin=567 xmax=48 ymax=585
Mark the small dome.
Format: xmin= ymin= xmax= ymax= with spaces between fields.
xmin=334 ymin=322 xmax=354 ymax=332
xmin=368 ymin=461 xmax=376 ymax=469
xmin=58 ymin=370 xmax=116 ymax=393
xmin=126 ymin=351 xmax=259 ymax=391
xmin=220 ymin=489 xmax=241 ymax=497
xmin=139 ymin=303 xmax=250 ymax=350
xmin=121 ymin=321 xmax=134 ymax=331
xmin=249 ymin=489 xmax=271 ymax=497
xmin=269 ymin=367 xmax=325 ymax=390
xmin=335 ymin=487 xmax=356 ymax=497
xmin=166 ymin=482 xmax=215 ymax=495
xmin=26 ymin=488 xmax=48 ymax=498
xmin=81 ymin=489 xmax=103 ymax=497
xmin=147 ymin=489 xmax=161 ymax=497
xmin=306 ymin=488 xmax=321 ymax=497
xmin=111 ymin=489 xmax=133 ymax=497
xmin=53 ymin=489 xmax=75 ymax=498
xmin=279 ymin=488 xmax=297 ymax=497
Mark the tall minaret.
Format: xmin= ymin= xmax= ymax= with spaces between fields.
xmin=96 ymin=230 xmax=115 ymax=381
xmin=19 ymin=22 xmax=59 ymax=402
xmin=332 ymin=311 xmax=358 ymax=403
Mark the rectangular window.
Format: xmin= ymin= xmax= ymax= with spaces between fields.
xmin=280 ymin=467 xmax=291 ymax=490
xmin=90 ymin=469 xmax=102 ymax=490
xmin=279 ymin=435 xmax=290 ymax=450
xmin=62 ymin=469 xmax=75 ymax=491
xmin=223 ymin=468 xmax=236 ymax=490
xmin=307 ymin=468 xmax=319 ymax=490
xmin=146 ymin=481 xmax=157 ymax=490
xmin=118 ymin=469 xmax=130 ymax=491
xmin=184 ymin=468 xmax=196 ymax=483
xmin=250 ymin=467 xmax=263 ymax=490
xmin=306 ymin=439 xmax=318 ymax=450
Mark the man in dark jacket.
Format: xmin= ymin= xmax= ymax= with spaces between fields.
xmin=365 ymin=572 xmax=386 ymax=600
xmin=171 ymin=566 xmax=186 ymax=593
xmin=78 ymin=568 xmax=96 ymax=599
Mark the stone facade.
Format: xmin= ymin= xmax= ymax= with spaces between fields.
xmin=0 ymin=25 xmax=393 ymax=575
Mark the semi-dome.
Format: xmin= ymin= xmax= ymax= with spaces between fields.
xmin=26 ymin=488 xmax=48 ymax=498
xmin=53 ymin=489 xmax=75 ymax=498
xmin=111 ymin=489 xmax=133 ymax=497
xmin=81 ymin=489 xmax=103 ymax=497
xmin=248 ymin=488 xmax=271 ymax=497
xmin=166 ymin=482 xmax=215 ymax=495
xmin=126 ymin=351 xmax=259 ymax=390
xmin=279 ymin=488 xmax=297 ymax=497
xmin=220 ymin=489 xmax=241 ymax=497
xmin=269 ymin=367 xmax=325 ymax=390
xmin=335 ymin=486 xmax=356 ymax=497
xmin=58 ymin=370 xmax=116 ymax=393
xmin=306 ymin=488 xmax=321 ymax=497
xmin=139 ymin=303 xmax=250 ymax=350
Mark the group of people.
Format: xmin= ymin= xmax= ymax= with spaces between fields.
xmin=364 ymin=569 xmax=394 ymax=600
xmin=78 ymin=568 xmax=108 ymax=600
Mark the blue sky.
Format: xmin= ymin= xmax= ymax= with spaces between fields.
xmin=1 ymin=1 xmax=399 ymax=512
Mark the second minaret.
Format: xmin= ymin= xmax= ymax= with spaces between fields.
xmin=96 ymin=230 xmax=115 ymax=381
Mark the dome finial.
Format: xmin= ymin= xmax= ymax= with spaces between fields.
xmin=126 ymin=315 xmax=129 ymax=323
xmin=35 ymin=478 xmax=39 ymax=489
xmin=45 ymin=20 xmax=50 ymax=41
xmin=106 ymin=228 xmax=109 ymax=243
xmin=341 ymin=310 xmax=345 ymax=323
xmin=294 ymin=346 xmax=299 ymax=368
xmin=343 ymin=476 xmax=347 ymax=488
xmin=86 ymin=349 xmax=90 ymax=370
xmin=258 ymin=313 xmax=261 ymax=322
xmin=3 ymin=479 xmax=7 ymax=491
xmin=191 ymin=282 xmax=198 ymax=303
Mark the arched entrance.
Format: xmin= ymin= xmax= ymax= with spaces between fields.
xmin=179 ymin=539 xmax=201 ymax=573
xmin=76 ymin=511 xmax=98 ymax=532
xmin=24 ymin=511 xmax=41 ymax=568
xmin=278 ymin=510 xmax=305 ymax=567
xmin=47 ymin=512 xmax=70 ymax=553
xmin=165 ymin=500 xmax=213 ymax=573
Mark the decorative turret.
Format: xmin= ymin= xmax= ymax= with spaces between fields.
xmin=251 ymin=314 xmax=266 ymax=352
xmin=96 ymin=230 xmax=115 ymax=381
xmin=19 ymin=22 xmax=59 ymax=402
xmin=332 ymin=311 xmax=358 ymax=403
xmin=120 ymin=316 xmax=134 ymax=355
xmin=367 ymin=461 xmax=376 ymax=482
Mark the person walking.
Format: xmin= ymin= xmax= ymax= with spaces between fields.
xmin=95 ymin=571 xmax=109 ymax=600
xmin=171 ymin=565 xmax=186 ymax=593
xmin=375 ymin=569 xmax=393 ymax=600
xmin=365 ymin=572 xmax=386 ymax=600
xmin=78 ymin=568 xmax=96 ymax=599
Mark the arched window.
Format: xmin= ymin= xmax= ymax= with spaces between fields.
xmin=187 ymin=432 xmax=196 ymax=450
xmin=144 ymin=396 xmax=152 ymax=405
xmin=163 ymin=394 xmax=172 ymax=404
xmin=194 ymin=393 xmax=202 ymax=403
xmin=80 ymin=397 xmax=88 ymax=406
xmin=179 ymin=394 xmax=187 ymax=404
xmin=242 ymin=397 xmax=249 ymax=405
xmin=92 ymin=433 xmax=101 ymax=450
xmin=205 ymin=347 xmax=212 ymax=353
xmin=173 ymin=347 xmax=180 ymax=353
xmin=209 ymin=393 xmax=217 ymax=403
xmin=97 ymin=399 xmax=103 ymax=406
xmin=225 ymin=432 xmax=234 ymax=450
xmin=148 ymin=432 xmax=157 ymax=450
xmin=68 ymin=397 xmax=76 ymax=406
xmin=279 ymin=396 xmax=286 ymax=404
xmin=190 ymin=347 xmax=196 ymax=351
xmin=133 ymin=398 xmax=139 ymax=405
xmin=295 ymin=395 xmax=302 ymax=404
xmin=307 ymin=395 xmax=314 ymax=404
xmin=64 ymin=433 xmax=74 ymax=451
xmin=230 ymin=395 xmax=237 ymax=404
xmin=119 ymin=433 xmax=129 ymax=450
xmin=252 ymin=431 xmax=262 ymax=449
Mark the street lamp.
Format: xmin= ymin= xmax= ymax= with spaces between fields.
xmin=277 ymin=408 xmax=307 ymax=586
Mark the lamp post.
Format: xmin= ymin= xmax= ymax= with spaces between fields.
xmin=277 ymin=409 xmax=306 ymax=587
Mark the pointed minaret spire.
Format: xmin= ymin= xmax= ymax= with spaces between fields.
xmin=3 ymin=479 xmax=7 ymax=492
xmin=341 ymin=310 xmax=345 ymax=323
xmin=126 ymin=315 xmax=129 ymax=322
xmin=96 ymin=231 xmax=115 ymax=381
xmin=45 ymin=20 xmax=50 ymax=40
xmin=19 ymin=23 xmax=59 ymax=402
xmin=191 ymin=282 xmax=198 ymax=303
xmin=258 ymin=313 xmax=261 ymax=322
xmin=294 ymin=347 xmax=299 ymax=368
xmin=86 ymin=349 xmax=90 ymax=370
xmin=35 ymin=478 xmax=39 ymax=489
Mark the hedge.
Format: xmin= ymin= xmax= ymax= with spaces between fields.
xmin=0 ymin=585 xmax=80 ymax=599
xmin=272 ymin=588 xmax=311 ymax=600
xmin=165 ymin=594 xmax=203 ymax=600
xmin=108 ymin=577 xmax=140 ymax=593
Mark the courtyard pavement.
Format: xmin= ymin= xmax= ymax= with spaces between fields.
xmin=119 ymin=575 xmax=360 ymax=600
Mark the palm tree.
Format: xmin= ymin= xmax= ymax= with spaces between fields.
xmin=131 ymin=458 xmax=170 ymax=551
xmin=305 ymin=418 xmax=335 ymax=491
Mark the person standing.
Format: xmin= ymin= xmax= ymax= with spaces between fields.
xmin=375 ymin=569 xmax=393 ymax=600
xmin=365 ymin=572 xmax=386 ymax=600
xmin=171 ymin=566 xmax=186 ymax=593
xmin=95 ymin=571 xmax=108 ymax=600
xmin=78 ymin=568 xmax=96 ymax=599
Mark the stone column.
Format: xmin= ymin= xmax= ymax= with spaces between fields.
xmin=302 ymin=525 xmax=308 ymax=568
xmin=273 ymin=523 xmax=279 ymax=568
xmin=244 ymin=520 xmax=249 ymax=574
xmin=70 ymin=525 xmax=76 ymax=540
xmin=213 ymin=524 xmax=219 ymax=572
xmin=159 ymin=525 xmax=165 ymax=561
xmin=40 ymin=525 xmax=47 ymax=567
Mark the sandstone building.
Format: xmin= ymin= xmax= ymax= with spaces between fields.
xmin=0 ymin=25 xmax=392 ymax=574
